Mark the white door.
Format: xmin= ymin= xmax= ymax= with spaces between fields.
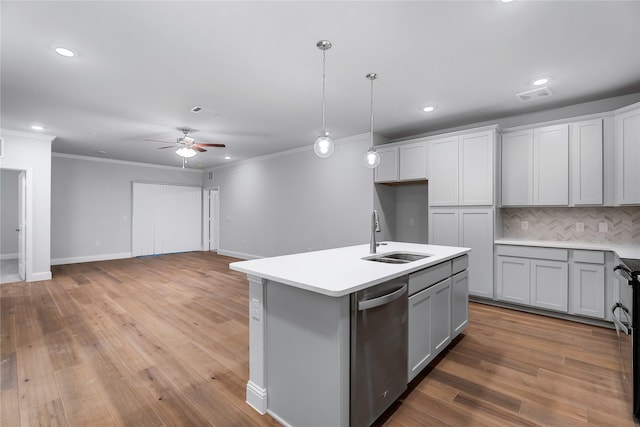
xmin=428 ymin=208 xmax=458 ymax=246
xmin=18 ymin=171 xmax=26 ymax=280
xmin=427 ymin=136 xmax=459 ymax=205
xmin=533 ymin=124 xmax=569 ymax=206
xmin=209 ymin=190 xmax=219 ymax=251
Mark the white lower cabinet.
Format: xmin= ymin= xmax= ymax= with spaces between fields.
xmin=571 ymin=250 xmax=606 ymax=319
xmin=408 ymin=278 xmax=451 ymax=382
xmin=452 ymin=270 xmax=469 ymax=337
xmin=530 ymin=260 xmax=568 ymax=312
xmin=496 ymin=256 xmax=530 ymax=305
xmin=496 ymin=245 xmax=569 ymax=313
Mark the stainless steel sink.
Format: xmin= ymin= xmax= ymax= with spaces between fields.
xmin=363 ymin=252 xmax=431 ymax=264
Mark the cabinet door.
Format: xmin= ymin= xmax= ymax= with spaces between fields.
xmin=616 ymin=107 xmax=640 ymax=205
xmin=572 ymin=263 xmax=605 ymax=318
xmin=428 ymin=137 xmax=459 ymax=205
xmin=399 ymin=141 xmax=427 ymax=181
xmin=408 ymin=286 xmax=433 ymax=381
xmin=432 ymin=278 xmax=452 ymax=354
xmin=428 ymin=208 xmax=458 ymax=246
xmin=533 ymin=124 xmax=569 ymax=206
xmin=452 ymin=271 xmax=469 ymax=338
xmin=460 ymin=208 xmax=494 ymax=298
xmin=460 ymin=130 xmax=494 ymax=206
xmin=530 ymin=259 xmax=568 ymax=312
xmin=571 ymin=119 xmax=603 ymax=205
xmin=496 ymin=256 xmax=530 ymax=305
xmin=374 ymin=146 xmax=399 ymax=183
xmin=501 ymin=131 xmax=533 ymax=206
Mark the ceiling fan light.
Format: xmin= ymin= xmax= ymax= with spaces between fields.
xmin=175 ymin=147 xmax=197 ymax=158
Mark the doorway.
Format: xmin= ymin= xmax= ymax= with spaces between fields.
xmin=1 ymin=169 xmax=26 ymax=283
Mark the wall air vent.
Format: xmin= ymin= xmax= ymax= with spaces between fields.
xmin=515 ymin=86 xmax=553 ymax=102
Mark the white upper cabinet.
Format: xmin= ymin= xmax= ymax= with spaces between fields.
xmin=374 ymin=145 xmax=399 ymax=183
xmin=501 ymin=130 xmax=533 ymax=206
xmin=533 ymin=124 xmax=569 ymax=206
xmin=615 ymin=105 xmax=640 ymax=205
xmin=459 ymin=130 xmax=494 ymax=205
xmin=571 ymin=119 xmax=603 ymax=205
xmin=428 ymin=128 xmax=495 ymax=206
xmin=427 ymin=136 xmax=458 ymax=205
xmin=375 ymin=141 xmax=427 ymax=183
xmin=501 ymin=124 xmax=569 ymax=206
xmin=399 ymin=141 xmax=428 ymax=181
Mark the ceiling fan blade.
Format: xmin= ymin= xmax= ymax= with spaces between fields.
xmin=145 ymin=138 xmax=174 ymax=144
xmin=195 ymin=143 xmax=226 ymax=148
xmin=192 ymin=146 xmax=207 ymax=152
xmin=157 ymin=146 xmax=176 ymax=149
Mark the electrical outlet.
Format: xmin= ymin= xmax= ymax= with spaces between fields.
xmin=576 ymin=222 xmax=584 ymax=232
xmin=409 ymin=217 xmax=414 ymax=226
xmin=251 ymin=298 xmax=260 ymax=321
xmin=520 ymin=221 xmax=528 ymax=230
xmin=95 ymin=240 xmax=101 ymax=247
xmin=599 ymin=222 xmax=608 ymax=233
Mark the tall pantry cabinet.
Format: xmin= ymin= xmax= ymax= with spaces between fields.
xmin=427 ymin=126 xmax=497 ymax=298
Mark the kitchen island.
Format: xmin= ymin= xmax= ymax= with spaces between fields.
xmin=230 ymin=242 xmax=470 ymax=427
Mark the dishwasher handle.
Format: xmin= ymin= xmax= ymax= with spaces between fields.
xmin=358 ymin=284 xmax=407 ymax=311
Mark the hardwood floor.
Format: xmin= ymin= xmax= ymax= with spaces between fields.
xmin=1 ymin=252 xmax=635 ymax=426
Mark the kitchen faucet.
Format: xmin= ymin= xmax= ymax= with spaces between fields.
xmin=370 ymin=210 xmax=379 ymax=254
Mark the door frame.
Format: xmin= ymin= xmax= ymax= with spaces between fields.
xmin=202 ymin=188 xmax=220 ymax=252
xmin=1 ymin=166 xmax=32 ymax=281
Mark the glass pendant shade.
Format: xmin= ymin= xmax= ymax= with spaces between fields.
xmin=175 ymin=146 xmax=197 ymax=158
xmin=364 ymin=147 xmax=381 ymax=168
xmin=314 ymin=132 xmax=334 ymax=158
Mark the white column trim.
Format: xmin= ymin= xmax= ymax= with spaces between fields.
xmin=246 ymin=274 xmax=268 ymax=414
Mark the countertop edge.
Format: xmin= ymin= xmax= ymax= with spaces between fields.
xmin=494 ymin=239 xmax=640 ymax=260
xmin=230 ymin=245 xmax=471 ymax=297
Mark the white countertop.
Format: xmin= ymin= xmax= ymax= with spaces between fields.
xmin=495 ymin=239 xmax=640 ymax=260
xmin=229 ymin=242 xmax=470 ymax=297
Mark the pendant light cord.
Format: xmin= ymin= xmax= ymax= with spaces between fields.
xmin=370 ymin=76 xmax=374 ymax=147
xmin=321 ymin=49 xmax=327 ymax=133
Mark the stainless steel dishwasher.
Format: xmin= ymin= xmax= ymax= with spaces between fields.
xmin=350 ymin=276 xmax=408 ymax=427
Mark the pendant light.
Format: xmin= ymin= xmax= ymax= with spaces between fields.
xmin=364 ymin=73 xmax=381 ymax=168
xmin=313 ymin=40 xmax=334 ymax=158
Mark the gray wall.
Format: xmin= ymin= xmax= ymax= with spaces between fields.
xmin=0 ymin=169 xmax=19 ymax=257
xmin=210 ymin=134 xmax=374 ymax=258
xmin=51 ymin=155 xmax=202 ymax=264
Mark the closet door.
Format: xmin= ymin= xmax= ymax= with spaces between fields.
xmin=132 ymin=183 xmax=202 ymax=256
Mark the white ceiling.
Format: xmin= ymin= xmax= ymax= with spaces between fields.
xmin=2 ymin=1 xmax=639 ymax=169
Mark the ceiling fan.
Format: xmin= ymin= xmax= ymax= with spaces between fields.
xmin=146 ymin=128 xmax=226 ymax=157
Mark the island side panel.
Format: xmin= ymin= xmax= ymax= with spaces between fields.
xmin=246 ymin=275 xmax=268 ymax=413
xmin=265 ymin=280 xmax=350 ymax=427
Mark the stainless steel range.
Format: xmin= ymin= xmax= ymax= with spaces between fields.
xmin=613 ymin=258 xmax=640 ymax=423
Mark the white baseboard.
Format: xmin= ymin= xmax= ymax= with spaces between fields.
xmin=217 ymin=249 xmax=263 ymax=260
xmin=246 ymin=381 xmax=267 ymax=415
xmin=28 ymin=271 xmax=52 ymax=282
xmin=51 ymin=252 xmax=133 ymax=266
xmin=0 ymin=253 xmax=18 ymax=260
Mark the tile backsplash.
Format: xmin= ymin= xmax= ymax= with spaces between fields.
xmin=502 ymin=207 xmax=640 ymax=244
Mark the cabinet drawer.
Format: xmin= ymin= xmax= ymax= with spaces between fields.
xmin=409 ymin=261 xmax=451 ymax=296
xmin=452 ymin=255 xmax=469 ymax=275
xmin=496 ymin=245 xmax=568 ymax=262
xmin=573 ymin=250 xmax=605 ymax=264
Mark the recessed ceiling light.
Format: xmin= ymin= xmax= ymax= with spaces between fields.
xmin=500 ymin=0 xmax=515 ymax=3
xmin=55 ymin=47 xmax=75 ymax=57
xmin=224 ymin=156 xmax=232 ymax=160
xmin=31 ymin=125 xmax=44 ymax=131
xmin=423 ymin=106 xmax=436 ymax=112
xmin=532 ymin=78 xmax=549 ymax=86
xmin=97 ymin=150 xmax=107 ymax=155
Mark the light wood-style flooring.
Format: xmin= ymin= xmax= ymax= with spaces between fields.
xmin=1 ymin=252 xmax=635 ymax=426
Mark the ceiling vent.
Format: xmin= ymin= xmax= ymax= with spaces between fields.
xmin=190 ymin=106 xmax=219 ymax=115
xmin=516 ymin=86 xmax=553 ymax=102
